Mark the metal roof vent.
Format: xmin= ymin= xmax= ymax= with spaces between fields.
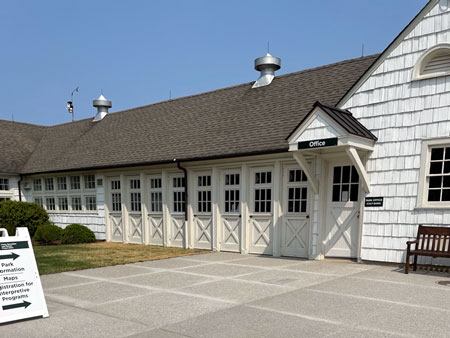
xmin=252 ymin=52 xmax=281 ymax=88
xmin=92 ymin=94 xmax=112 ymax=122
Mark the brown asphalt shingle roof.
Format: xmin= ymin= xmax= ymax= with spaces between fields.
xmin=0 ymin=54 xmax=378 ymax=175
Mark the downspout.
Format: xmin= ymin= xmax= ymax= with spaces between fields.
xmin=18 ymin=174 xmax=23 ymax=202
xmin=175 ymin=160 xmax=188 ymax=221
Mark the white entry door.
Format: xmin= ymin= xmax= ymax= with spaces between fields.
xmin=219 ymin=170 xmax=241 ymax=252
xmin=127 ymin=177 xmax=144 ymax=244
xmin=148 ymin=175 xmax=164 ymax=245
xmin=193 ymin=172 xmax=213 ymax=249
xmin=281 ymin=166 xmax=310 ymax=258
xmin=169 ymin=175 xmax=186 ymax=247
xmin=249 ymin=167 xmax=273 ymax=254
xmin=325 ymin=162 xmax=360 ymax=258
xmin=108 ymin=177 xmax=124 ymax=242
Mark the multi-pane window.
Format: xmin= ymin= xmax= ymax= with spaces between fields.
xmin=225 ymin=173 xmax=240 ymax=213
xmin=44 ymin=178 xmax=54 ymax=191
xmin=84 ymin=175 xmax=96 ymax=189
xmin=427 ymin=146 xmax=450 ymax=202
xmin=287 ymin=169 xmax=308 ymax=213
xmin=254 ymin=170 xmax=272 ymax=213
xmin=57 ymin=177 xmax=67 ymax=190
xmin=129 ymin=179 xmax=141 ymax=212
xmin=58 ymin=197 xmax=68 ymax=211
xmin=34 ymin=197 xmax=43 ymax=207
xmin=197 ymin=175 xmax=211 ymax=213
xmin=0 ymin=178 xmax=9 ymax=190
xmin=111 ymin=179 xmax=121 ymax=212
xmin=71 ymin=196 xmax=82 ymax=211
xmin=70 ymin=176 xmax=81 ymax=190
xmin=46 ymin=197 xmax=55 ymax=210
xmin=33 ymin=179 xmax=42 ymax=191
xmin=85 ymin=196 xmax=97 ymax=211
xmin=172 ymin=176 xmax=185 ymax=213
xmin=150 ymin=177 xmax=162 ymax=212
xmin=332 ymin=166 xmax=359 ymax=202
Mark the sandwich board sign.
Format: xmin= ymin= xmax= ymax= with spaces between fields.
xmin=0 ymin=227 xmax=48 ymax=324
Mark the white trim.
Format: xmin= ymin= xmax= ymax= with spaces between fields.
xmin=412 ymin=43 xmax=450 ymax=81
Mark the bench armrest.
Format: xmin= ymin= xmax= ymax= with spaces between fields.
xmin=406 ymin=240 xmax=418 ymax=245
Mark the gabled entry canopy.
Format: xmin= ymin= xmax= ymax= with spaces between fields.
xmin=287 ymin=102 xmax=377 ymax=194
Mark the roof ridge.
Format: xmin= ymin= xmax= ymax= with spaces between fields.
xmin=0 ymin=119 xmax=47 ymax=128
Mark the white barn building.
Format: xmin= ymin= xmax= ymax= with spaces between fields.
xmin=1 ymin=0 xmax=450 ymax=264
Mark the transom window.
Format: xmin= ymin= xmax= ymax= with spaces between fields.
xmin=84 ymin=175 xmax=96 ymax=189
xmin=197 ymin=175 xmax=211 ymax=213
xmin=70 ymin=176 xmax=81 ymax=190
xmin=57 ymin=177 xmax=67 ymax=190
xmin=71 ymin=196 xmax=82 ymax=211
xmin=225 ymin=173 xmax=240 ymax=213
xmin=173 ymin=177 xmax=185 ymax=188
xmin=332 ymin=166 xmax=359 ymax=202
xmin=45 ymin=178 xmax=54 ymax=191
xmin=427 ymin=146 xmax=450 ymax=202
xmin=287 ymin=169 xmax=308 ymax=213
xmin=254 ymin=170 xmax=272 ymax=213
xmin=0 ymin=178 xmax=9 ymax=191
xmin=289 ymin=169 xmax=308 ymax=182
xmin=149 ymin=177 xmax=162 ymax=213
xmin=33 ymin=179 xmax=42 ymax=191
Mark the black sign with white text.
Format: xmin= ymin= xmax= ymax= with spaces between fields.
xmin=298 ymin=137 xmax=338 ymax=150
xmin=365 ymin=197 xmax=384 ymax=207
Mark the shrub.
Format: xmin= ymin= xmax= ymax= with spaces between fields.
xmin=34 ymin=222 xmax=63 ymax=244
xmin=0 ymin=200 xmax=49 ymax=237
xmin=61 ymin=224 xmax=96 ymax=244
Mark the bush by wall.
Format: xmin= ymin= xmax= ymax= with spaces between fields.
xmin=0 ymin=200 xmax=49 ymax=237
xmin=33 ymin=222 xmax=63 ymax=244
xmin=61 ymin=224 xmax=96 ymax=244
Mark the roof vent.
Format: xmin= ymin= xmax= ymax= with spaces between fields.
xmin=92 ymin=94 xmax=112 ymax=122
xmin=252 ymin=52 xmax=281 ymax=88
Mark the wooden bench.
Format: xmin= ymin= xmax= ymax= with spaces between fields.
xmin=405 ymin=225 xmax=450 ymax=274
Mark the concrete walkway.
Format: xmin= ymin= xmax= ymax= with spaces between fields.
xmin=3 ymin=253 xmax=450 ymax=338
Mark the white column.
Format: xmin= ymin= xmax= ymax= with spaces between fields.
xmin=187 ymin=168 xmax=194 ymax=249
xmin=241 ymin=164 xmax=249 ymax=254
xmin=212 ymin=166 xmax=219 ymax=251
xmin=140 ymin=172 xmax=148 ymax=244
xmin=272 ymin=161 xmax=282 ymax=257
xmin=120 ymin=174 xmax=128 ymax=243
xmin=162 ymin=171 xmax=170 ymax=247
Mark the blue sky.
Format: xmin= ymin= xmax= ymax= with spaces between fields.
xmin=0 ymin=0 xmax=427 ymax=125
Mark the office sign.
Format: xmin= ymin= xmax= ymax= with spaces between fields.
xmin=0 ymin=227 xmax=48 ymax=324
xmin=365 ymin=197 xmax=384 ymax=207
xmin=298 ymin=137 xmax=338 ymax=150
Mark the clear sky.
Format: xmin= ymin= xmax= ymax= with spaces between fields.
xmin=0 ymin=0 xmax=427 ymax=126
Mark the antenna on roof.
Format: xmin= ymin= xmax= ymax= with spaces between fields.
xmin=361 ymin=43 xmax=365 ymax=57
xmin=67 ymin=87 xmax=79 ymax=122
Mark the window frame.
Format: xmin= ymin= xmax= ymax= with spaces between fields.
xmin=412 ymin=44 xmax=450 ymax=81
xmin=251 ymin=167 xmax=273 ymax=214
xmin=195 ymin=173 xmax=212 ymax=214
xmin=286 ymin=168 xmax=309 ymax=215
xmin=149 ymin=175 xmax=163 ymax=213
xmin=0 ymin=178 xmax=9 ymax=191
xmin=417 ymin=138 xmax=450 ymax=209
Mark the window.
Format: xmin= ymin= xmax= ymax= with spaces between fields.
xmin=287 ymin=169 xmax=308 ymax=213
xmin=0 ymin=197 xmax=10 ymax=202
xmin=111 ymin=179 xmax=121 ymax=212
xmin=57 ymin=177 xmax=67 ymax=190
xmin=331 ymin=166 xmax=359 ymax=202
xmin=0 ymin=178 xmax=9 ymax=191
xmin=427 ymin=146 xmax=450 ymax=202
xmin=58 ymin=197 xmax=68 ymax=211
xmin=254 ymin=170 xmax=272 ymax=213
xmin=46 ymin=197 xmax=55 ymax=211
xmin=44 ymin=178 xmax=54 ymax=191
xmin=413 ymin=44 xmax=450 ymax=80
xmin=172 ymin=176 xmax=185 ymax=213
xmin=85 ymin=196 xmax=97 ymax=211
xmin=129 ymin=179 xmax=141 ymax=212
xmin=70 ymin=176 xmax=81 ymax=190
xmin=71 ymin=196 xmax=82 ymax=211
xmin=197 ymin=175 xmax=211 ymax=213
xmin=84 ymin=175 xmax=96 ymax=189
xmin=224 ymin=173 xmax=240 ymax=213
xmin=34 ymin=197 xmax=43 ymax=207
xmin=149 ymin=177 xmax=162 ymax=213
xmin=33 ymin=179 xmax=42 ymax=191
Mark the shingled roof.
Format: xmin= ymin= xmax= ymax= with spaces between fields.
xmin=1 ymin=54 xmax=378 ymax=175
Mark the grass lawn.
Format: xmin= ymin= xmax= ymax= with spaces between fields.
xmin=33 ymin=241 xmax=206 ymax=275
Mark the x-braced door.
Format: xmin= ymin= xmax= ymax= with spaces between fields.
xmin=148 ymin=175 xmax=164 ymax=245
xmin=169 ymin=175 xmax=186 ymax=247
xmin=220 ymin=170 xmax=241 ymax=252
xmin=127 ymin=176 xmax=144 ymax=244
xmin=108 ymin=177 xmax=124 ymax=242
xmin=193 ymin=172 xmax=213 ymax=249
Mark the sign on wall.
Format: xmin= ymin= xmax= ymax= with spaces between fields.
xmin=298 ymin=137 xmax=338 ymax=150
xmin=365 ymin=197 xmax=384 ymax=207
xmin=0 ymin=227 xmax=48 ymax=324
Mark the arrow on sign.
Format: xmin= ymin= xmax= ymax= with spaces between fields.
xmin=2 ymin=301 xmax=31 ymax=311
xmin=0 ymin=252 xmax=19 ymax=261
